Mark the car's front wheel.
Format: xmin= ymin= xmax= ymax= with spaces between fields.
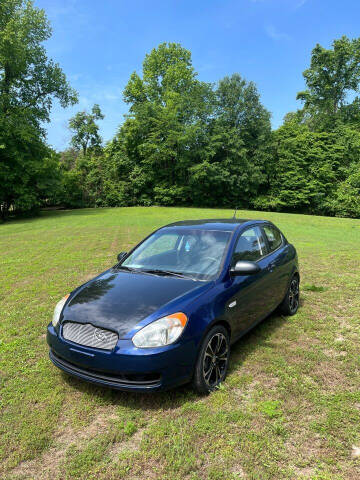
xmin=192 ymin=325 xmax=230 ymax=394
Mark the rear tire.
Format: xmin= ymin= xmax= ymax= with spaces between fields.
xmin=192 ymin=325 xmax=230 ymax=395
xmin=278 ymin=274 xmax=300 ymax=316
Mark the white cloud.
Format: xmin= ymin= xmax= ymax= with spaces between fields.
xmin=265 ymin=24 xmax=291 ymax=41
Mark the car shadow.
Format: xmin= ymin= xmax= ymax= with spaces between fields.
xmin=229 ymin=296 xmax=305 ymax=374
xmin=227 ymin=311 xmax=287 ymax=375
xmin=61 ymin=301 xmax=305 ymax=412
xmin=40 ymin=208 xmax=107 ymax=218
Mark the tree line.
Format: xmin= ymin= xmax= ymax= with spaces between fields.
xmin=1 ymin=1 xmax=360 ymax=219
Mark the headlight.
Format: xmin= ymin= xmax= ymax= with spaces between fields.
xmin=132 ymin=312 xmax=188 ymax=348
xmin=52 ymin=294 xmax=70 ymax=327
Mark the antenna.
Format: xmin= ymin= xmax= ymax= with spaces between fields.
xmin=232 ymin=207 xmax=238 ymax=219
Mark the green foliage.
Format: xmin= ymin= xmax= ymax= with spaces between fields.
xmin=69 ymin=104 xmax=104 ymax=155
xmin=59 ymin=169 xmax=85 ymax=208
xmin=124 ymin=421 xmax=137 ymax=436
xmin=56 ymin=38 xmax=360 ymax=219
xmin=191 ymin=74 xmax=271 ymax=207
xmin=0 ymin=0 xmax=77 ymax=218
xmin=297 ymin=36 xmax=360 ymax=127
xmin=255 ymin=117 xmax=360 ymax=218
xmin=121 ymin=42 xmax=213 ymax=204
xmin=258 ymin=400 xmax=282 ymax=419
xmin=331 ymin=169 xmax=360 ymax=217
xmin=60 ymin=45 xmax=272 ymax=211
xmin=256 ymin=122 xmax=340 ymax=213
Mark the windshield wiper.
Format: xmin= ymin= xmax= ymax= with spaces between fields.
xmin=138 ymin=269 xmax=195 ymax=280
xmin=115 ymin=265 xmax=135 ymax=272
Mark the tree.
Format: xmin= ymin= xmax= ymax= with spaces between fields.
xmin=254 ymin=119 xmax=360 ymax=216
xmin=120 ymin=42 xmax=212 ymax=204
xmin=71 ymin=45 xmax=272 ymax=210
xmin=69 ymin=104 xmax=104 ymax=155
xmin=215 ymin=74 xmax=271 ymax=152
xmin=297 ymin=36 xmax=360 ymax=128
xmin=330 ymin=164 xmax=360 ymax=218
xmin=0 ymin=0 xmax=77 ymax=218
xmin=189 ymin=74 xmax=271 ymax=207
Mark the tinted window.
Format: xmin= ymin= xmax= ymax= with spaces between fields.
xmin=263 ymin=225 xmax=282 ymax=252
xmin=232 ymin=227 xmax=267 ymax=263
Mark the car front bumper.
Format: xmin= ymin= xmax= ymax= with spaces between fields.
xmin=47 ymin=323 xmax=196 ymax=392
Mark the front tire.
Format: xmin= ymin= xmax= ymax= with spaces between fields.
xmin=192 ymin=325 xmax=230 ymax=394
xmin=278 ymin=274 xmax=300 ymax=316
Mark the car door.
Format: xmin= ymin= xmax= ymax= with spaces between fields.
xmin=225 ymin=226 xmax=272 ymax=338
xmin=261 ymin=224 xmax=291 ymax=309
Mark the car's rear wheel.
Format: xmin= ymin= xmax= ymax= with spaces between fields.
xmin=192 ymin=325 xmax=230 ymax=394
xmin=279 ymin=274 xmax=300 ymax=315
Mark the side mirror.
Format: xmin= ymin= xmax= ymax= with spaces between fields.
xmin=117 ymin=251 xmax=127 ymax=262
xmin=230 ymin=260 xmax=261 ymax=276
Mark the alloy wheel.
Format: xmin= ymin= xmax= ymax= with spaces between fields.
xmin=288 ymin=277 xmax=299 ymax=313
xmin=202 ymin=332 xmax=229 ymax=389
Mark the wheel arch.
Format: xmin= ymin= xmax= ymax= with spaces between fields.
xmin=204 ymin=318 xmax=232 ymax=341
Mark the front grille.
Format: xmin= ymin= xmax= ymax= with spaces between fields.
xmin=62 ymin=322 xmax=118 ymax=350
xmin=49 ymin=350 xmax=161 ymax=387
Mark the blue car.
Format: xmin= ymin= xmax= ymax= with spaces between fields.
xmin=47 ymin=218 xmax=299 ymax=394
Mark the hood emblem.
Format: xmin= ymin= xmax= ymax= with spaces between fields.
xmin=94 ymin=328 xmax=107 ymax=342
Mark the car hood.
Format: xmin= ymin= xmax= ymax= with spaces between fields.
xmin=61 ymin=269 xmax=211 ymax=338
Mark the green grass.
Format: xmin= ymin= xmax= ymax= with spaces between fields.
xmin=1 ymin=206 xmax=359 ymax=480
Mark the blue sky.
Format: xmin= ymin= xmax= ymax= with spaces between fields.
xmin=35 ymin=0 xmax=360 ymax=150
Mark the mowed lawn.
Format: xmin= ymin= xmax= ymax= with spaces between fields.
xmin=1 ymin=207 xmax=359 ymax=480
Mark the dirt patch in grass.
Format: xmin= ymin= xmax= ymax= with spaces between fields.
xmin=108 ymin=427 xmax=144 ymax=457
xmin=312 ymin=360 xmax=350 ymax=391
xmin=285 ymin=431 xmax=329 ymax=469
xmin=9 ymin=409 xmax=119 ymax=480
xmin=229 ymin=463 xmax=247 ymax=478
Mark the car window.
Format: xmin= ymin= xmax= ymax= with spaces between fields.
xmin=136 ymin=233 xmax=178 ymax=260
xmin=122 ymin=228 xmax=231 ymax=280
xmin=263 ymin=225 xmax=282 ymax=252
xmin=232 ymin=227 xmax=267 ymax=263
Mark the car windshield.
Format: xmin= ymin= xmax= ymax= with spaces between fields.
xmin=120 ymin=228 xmax=232 ymax=281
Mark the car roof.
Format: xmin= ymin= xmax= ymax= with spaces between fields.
xmin=162 ymin=218 xmax=269 ymax=232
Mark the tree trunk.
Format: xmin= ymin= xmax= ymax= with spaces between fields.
xmin=1 ymin=202 xmax=9 ymax=221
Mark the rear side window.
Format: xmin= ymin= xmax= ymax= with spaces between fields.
xmin=232 ymin=227 xmax=267 ymax=263
xmin=263 ymin=225 xmax=283 ymax=252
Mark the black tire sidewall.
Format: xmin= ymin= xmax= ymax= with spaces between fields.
xmin=192 ymin=325 xmax=230 ymax=394
xmin=279 ymin=274 xmax=299 ymax=316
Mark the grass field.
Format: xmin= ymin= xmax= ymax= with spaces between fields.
xmin=1 ymin=207 xmax=359 ymax=480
